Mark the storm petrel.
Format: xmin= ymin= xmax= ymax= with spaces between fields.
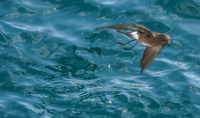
xmin=97 ymin=24 xmax=170 ymax=73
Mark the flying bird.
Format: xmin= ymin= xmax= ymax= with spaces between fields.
xmin=96 ymin=24 xmax=170 ymax=73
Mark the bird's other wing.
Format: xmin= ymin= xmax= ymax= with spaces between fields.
xmin=140 ymin=45 xmax=165 ymax=73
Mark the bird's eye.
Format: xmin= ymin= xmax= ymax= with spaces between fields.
xmin=138 ymin=30 xmax=144 ymax=34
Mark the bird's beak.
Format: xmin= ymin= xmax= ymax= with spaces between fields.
xmin=167 ymin=42 xmax=170 ymax=47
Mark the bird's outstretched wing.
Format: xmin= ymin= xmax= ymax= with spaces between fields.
xmin=140 ymin=45 xmax=165 ymax=73
xmin=96 ymin=24 xmax=153 ymax=36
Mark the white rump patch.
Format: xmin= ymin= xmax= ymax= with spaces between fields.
xmin=130 ymin=32 xmax=138 ymax=40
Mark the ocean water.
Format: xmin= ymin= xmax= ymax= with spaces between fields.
xmin=0 ymin=0 xmax=200 ymax=117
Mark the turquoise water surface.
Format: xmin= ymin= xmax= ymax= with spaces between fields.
xmin=1 ymin=0 xmax=200 ymax=117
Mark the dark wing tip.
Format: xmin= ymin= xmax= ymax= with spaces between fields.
xmin=95 ymin=24 xmax=134 ymax=31
xmin=140 ymin=69 xmax=144 ymax=74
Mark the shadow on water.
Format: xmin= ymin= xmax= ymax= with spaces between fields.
xmin=50 ymin=45 xmax=98 ymax=80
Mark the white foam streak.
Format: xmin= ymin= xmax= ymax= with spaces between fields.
xmin=156 ymin=58 xmax=190 ymax=69
xmin=4 ymin=21 xmax=78 ymax=42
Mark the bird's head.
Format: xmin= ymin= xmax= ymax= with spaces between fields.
xmin=161 ymin=34 xmax=170 ymax=46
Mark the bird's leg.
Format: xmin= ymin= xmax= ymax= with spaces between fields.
xmin=116 ymin=30 xmax=136 ymax=46
xmin=117 ymin=39 xmax=135 ymax=46
xmin=123 ymin=41 xmax=138 ymax=50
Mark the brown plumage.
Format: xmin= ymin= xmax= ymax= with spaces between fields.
xmin=97 ymin=24 xmax=170 ymax=73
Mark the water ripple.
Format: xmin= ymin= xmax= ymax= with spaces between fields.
xmin=0 ymin=0 xmax=200 ymax=117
